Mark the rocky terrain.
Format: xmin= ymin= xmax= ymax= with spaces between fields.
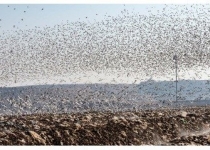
xmin=1 ymin=106 xmax=210 ymax=145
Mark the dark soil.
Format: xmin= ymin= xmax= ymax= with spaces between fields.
xmin=1 ymin=106 xmax=210 ymax=145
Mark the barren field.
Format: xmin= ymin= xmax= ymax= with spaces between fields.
xmin=1 ymin=106 xmax=210 ymax=145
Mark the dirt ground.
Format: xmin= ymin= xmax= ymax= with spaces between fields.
xmin=1 ymin=106 xmax=210 ymax=145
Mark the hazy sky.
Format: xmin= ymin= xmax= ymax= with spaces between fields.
xmin=1 ymin=4 xmax=210 ymax=33
xmin=0 ymin=4 xmax=166 ymax=32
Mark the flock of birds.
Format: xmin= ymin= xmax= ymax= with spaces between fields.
xmin=0 ymin=4 xmax=210 ymax=115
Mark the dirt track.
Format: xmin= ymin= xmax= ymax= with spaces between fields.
xmin=1 ymin=106 xmax=210 ymax=145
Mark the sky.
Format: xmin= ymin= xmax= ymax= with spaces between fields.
xmin=1 ymin=4 xmax=210 ymax=33
xmin=0 ymin=4 xmax=166 ymax=32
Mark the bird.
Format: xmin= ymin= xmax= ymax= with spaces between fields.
xmin=0 ymin=4 xmax=210 ymax=115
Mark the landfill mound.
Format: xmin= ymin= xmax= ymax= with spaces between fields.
xmin=1 ymin=106 xmax=210 ymax=145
